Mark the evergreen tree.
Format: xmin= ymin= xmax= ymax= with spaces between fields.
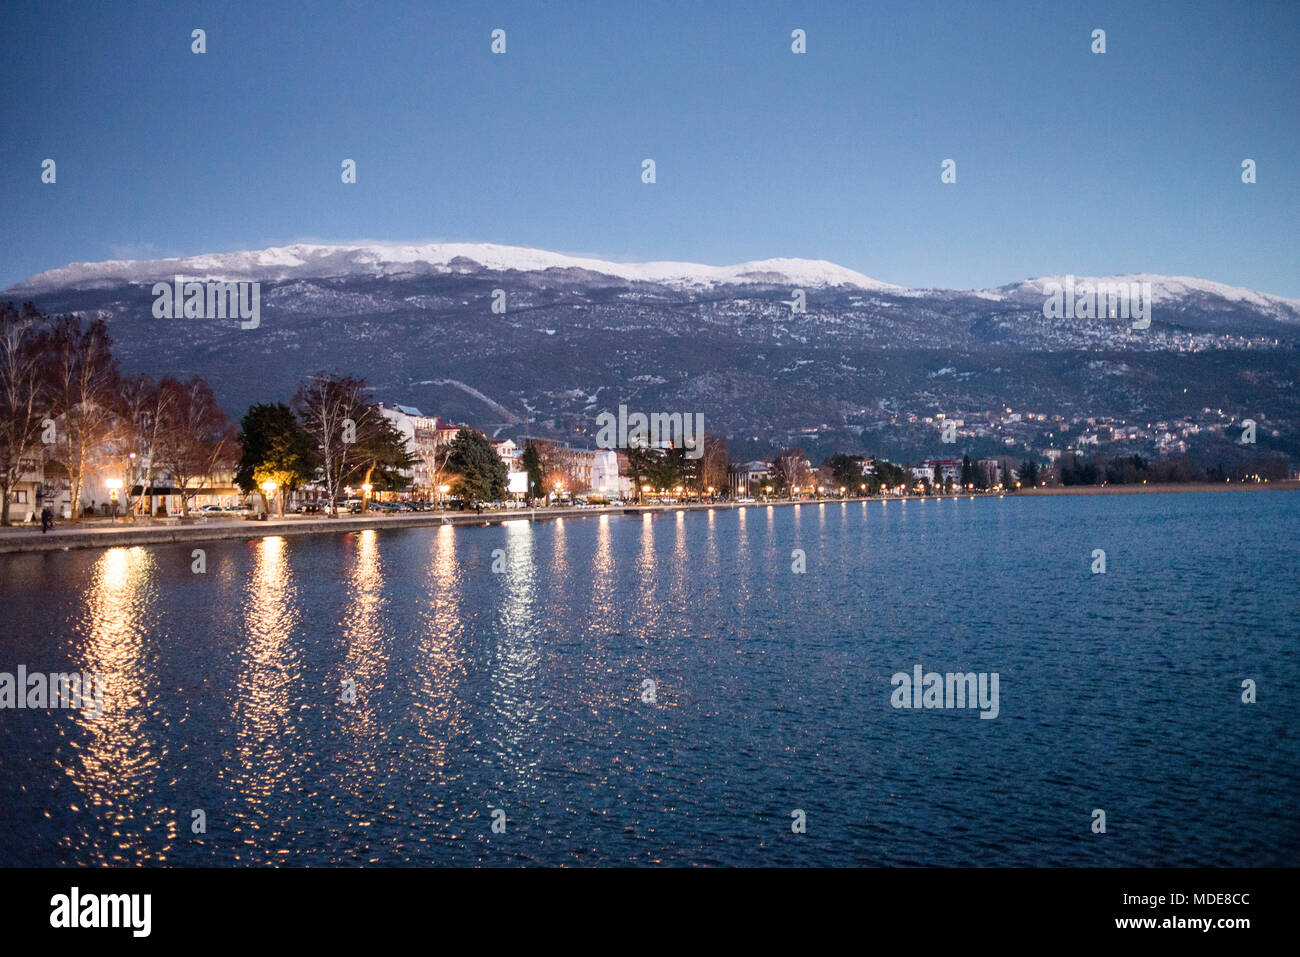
xmin=444 ymin=427 xmax=508 ymax=503
xmin=521 ymin=441 xmax=544 ymax=504
xmin=238 ymin=402 xmax=315 ymax=511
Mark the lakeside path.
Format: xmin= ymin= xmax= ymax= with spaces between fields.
xmin=0 ymin=482 xmax=1295 ymax=555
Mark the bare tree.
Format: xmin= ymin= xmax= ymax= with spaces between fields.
xmin=293 ymin=373 xmax=373 ymax=516
xmin=155 ymin=377 xmax=237 ymax=517
xmin=48 ymin=316 xmax=119 ymax=521
xmin=770 ymin=448 xmax=814 ymax=494
xmin=699 ymin=433 xmax=730 ymax=494
xmin=0 ymin=304 xmax=54 ymax=526
xmin=115 ymin=374 xmax=173 ymax=520
xmin=413 ymin=424 xmax=454 ymax=499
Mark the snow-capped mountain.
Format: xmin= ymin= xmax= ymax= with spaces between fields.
xmin=988 ymin=274 xmax=1300 ymax=323
xmin=4 ymin=243 xmax=1298 ymax=469
xmin=5 ymin=242 xmax=903 ymax=294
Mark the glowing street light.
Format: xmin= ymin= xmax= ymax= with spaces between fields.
xmin=106 ymin=477 xmax=122 ymax=520
xmin=261 ymin=479 xmax=278 ymax=517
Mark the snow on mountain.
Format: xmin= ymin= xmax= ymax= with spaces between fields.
xmin=5 ymin=242 xmax=902 ymax=294
xmin=9 ymin=247 xmax=1298 ymax=323
xmin=989 ymin=274 xmax=1300 ymax=319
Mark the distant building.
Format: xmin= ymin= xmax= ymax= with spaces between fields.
xmin=591 ymin=449 xmax=631 ymax=497
xmin=377 ymin=402 xmax=444 ymax=495
xmin=736 ymin=460 xmax=772 ymax=494
xmin=923 ymin=457 xmax=963 ymax=483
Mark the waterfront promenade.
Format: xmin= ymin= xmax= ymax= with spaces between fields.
xmin=0 ymin=499 xmax=848 ymax=554
xmin=3 ymin=481 xmax=1294 ymax=554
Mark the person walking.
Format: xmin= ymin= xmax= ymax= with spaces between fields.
xmin=40 ymin=505 xmax=53 ymax=533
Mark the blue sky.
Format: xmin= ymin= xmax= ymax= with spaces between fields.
xmin=2 ymin=0 xmax=1297 ymax=295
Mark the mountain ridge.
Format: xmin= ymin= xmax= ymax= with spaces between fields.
xmin=8 ymin=243 xmax=1300 ymax=321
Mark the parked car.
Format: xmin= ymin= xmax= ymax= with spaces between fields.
xmin=198 ymin=504 xmax=225 ymax=514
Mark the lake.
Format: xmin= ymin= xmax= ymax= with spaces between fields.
xmin=1 ymin=492 xmax=1297 ymax=866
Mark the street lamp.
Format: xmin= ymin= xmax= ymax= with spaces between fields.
xmin=105 ymin=478 xmax=122 ymax=520
xmin=261 ymin=480 xmax=277 ymax=517
xmin=127 ymin=453 xmax=137 ymax=519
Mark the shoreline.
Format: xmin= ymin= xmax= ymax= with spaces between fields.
xmin=0 ymin=481 xmax=1294 ymax=555
xmin=1016 ymin=481 xmax=1298 ymax=496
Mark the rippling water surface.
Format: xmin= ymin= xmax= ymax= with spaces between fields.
xmin=1 ymin=493 xmax=1297 ymax=866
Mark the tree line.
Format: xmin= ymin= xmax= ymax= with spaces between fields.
xmin=0 ymin=303 xmax=235 ymax=524
xmin=0 ymin=302 xmax=514 ymax=523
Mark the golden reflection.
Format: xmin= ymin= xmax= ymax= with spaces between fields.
xmin=486 ymin=520 xmax=545 ymax=790
xmin=70 ymin=546 xmax=158 ymax=864
xmin=589 ymin=514 xmax=616 ymax=620
xmin=406 ymin=522 xmax=470 ymax=773
xmin=431 ymin=523 xmax=460 ymax=624
xmin=636 ymin=512 xmax=657 ymax=599
xmin=500 ymin=520 xmax=538 ymax=638
xmin=705 ymin=507 xmax=720 ymax=567
xmin=548 ymin=516 xmax=568 ymax=582
xmin=230 ymin=536 xmax=305 ymax=851
xmin=339 ymin=530 xmax=389 ymax=747
xmin=667 ymin=508 xmax=690 ymax=610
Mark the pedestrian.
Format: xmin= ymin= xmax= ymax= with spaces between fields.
xmin=41 ymin=505 xmax=53 ymax=533
xmin=475 ymin=503 xmax=483 ymax=516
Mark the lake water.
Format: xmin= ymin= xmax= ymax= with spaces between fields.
xmin=1 ymin=493 xmax=1297 ymax=866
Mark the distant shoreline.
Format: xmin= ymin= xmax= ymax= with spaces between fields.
xmin=0 ymin=482 xmax=1294 ymax=555
xmin=1018 ymin=481 xmax=1299 ymax=496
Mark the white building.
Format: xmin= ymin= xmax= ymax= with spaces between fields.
xmin=377 ymin=402 xmax=443 ymax=494
xmin=591 ymin=449 xmax=631 ymax=497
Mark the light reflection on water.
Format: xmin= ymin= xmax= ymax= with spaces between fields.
xmin=223 ymin=536 xmax=307 ymax=861
xmin=65 ymin=546 xmax=161 ymax=864
xmin=2 ymin=494 xmax=1298 ymax=866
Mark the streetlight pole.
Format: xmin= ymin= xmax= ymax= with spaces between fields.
xmin=261 ymin=480 xmax=278 ymax=519
xmin=106 ymin=478 xmax=122 ymax=521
